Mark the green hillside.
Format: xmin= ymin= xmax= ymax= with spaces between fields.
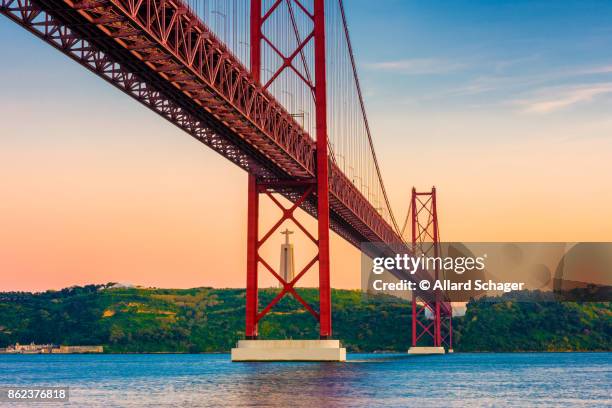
xmin=455 ymin=296 xmax=612 ymax=352
xmin=0 ymin=285 xmax=610 ymax=352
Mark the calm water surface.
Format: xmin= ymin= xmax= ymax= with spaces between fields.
xmin=0 ymin=352 xmax=610 ymax=407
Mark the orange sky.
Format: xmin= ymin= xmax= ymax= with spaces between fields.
xmin=2 ymin=101 xmax=611 ymax=291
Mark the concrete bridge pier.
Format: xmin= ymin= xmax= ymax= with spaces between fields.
xmin=231 ymin=339 xmax=346 ymax=362
xmin=408 ymin=346 xmax=446 ymax=355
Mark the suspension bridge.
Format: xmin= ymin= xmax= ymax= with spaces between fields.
xmin=1 ymin=0 xmax=452 ymax=360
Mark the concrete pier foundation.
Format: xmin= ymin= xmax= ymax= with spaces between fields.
xmin=407 ymin=346 xmax=446 ymax=355
xmin=231 ymin=339 xmax=346 ymax=362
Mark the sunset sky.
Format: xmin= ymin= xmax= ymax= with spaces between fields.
xmin=1 ymin=0 xmax=612 ymax=291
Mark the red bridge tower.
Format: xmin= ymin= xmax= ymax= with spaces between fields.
xmin=410 ymin=187 xmax=453 ymax=351
xmin=245 ymin=0 xmax=332 ymax=340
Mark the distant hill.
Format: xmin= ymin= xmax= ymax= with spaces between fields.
xmin=455 ymin=293 xmax=612 ymax=352
xmin=0 ymin=285 xmax=610 ymax=352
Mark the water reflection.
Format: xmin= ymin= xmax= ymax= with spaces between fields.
xmin=0 ymin=353 xmax=609 ymax=407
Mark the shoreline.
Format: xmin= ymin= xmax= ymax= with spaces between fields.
xmin=1 ymin=350 xmax=611 ymax=355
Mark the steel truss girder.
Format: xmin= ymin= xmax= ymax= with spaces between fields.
xmin=1 ymin=0 xmax=403 ymax=257
xmin=0 ymin=0 xmax=278 ymax=180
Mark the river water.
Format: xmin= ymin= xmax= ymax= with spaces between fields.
xmin=0 ymin=352 xmax=610 ymax=407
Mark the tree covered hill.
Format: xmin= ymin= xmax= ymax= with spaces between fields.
xmin=454 ymin=294 xmax=612 ymax=352
xmin=0 ymin=285 xmax=610 ymax=352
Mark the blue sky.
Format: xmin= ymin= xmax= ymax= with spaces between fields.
xmin=346 ymin=0 xmax=612 ymax=118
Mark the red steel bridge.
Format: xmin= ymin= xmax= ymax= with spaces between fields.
xmin=1 ymin=0 xmax=452 ymax=349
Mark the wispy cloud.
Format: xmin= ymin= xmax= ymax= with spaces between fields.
xmin=492 ymin=54 xmax=542 ymax=73
xmin=516 ymin=83 xmax=612 ymax=114
xmin=365 ymin=58 xmax=466 ymax=75
xmin=579 ymin=65 xmax=612 ymax=75
xmin=426 ymin=63 xmax=612 ymax=103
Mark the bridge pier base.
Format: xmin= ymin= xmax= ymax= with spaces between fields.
xmin=407 ymin=346 xmax=445 ymax=355
xmin=231 ymin=340 xmax=346 ymax=362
